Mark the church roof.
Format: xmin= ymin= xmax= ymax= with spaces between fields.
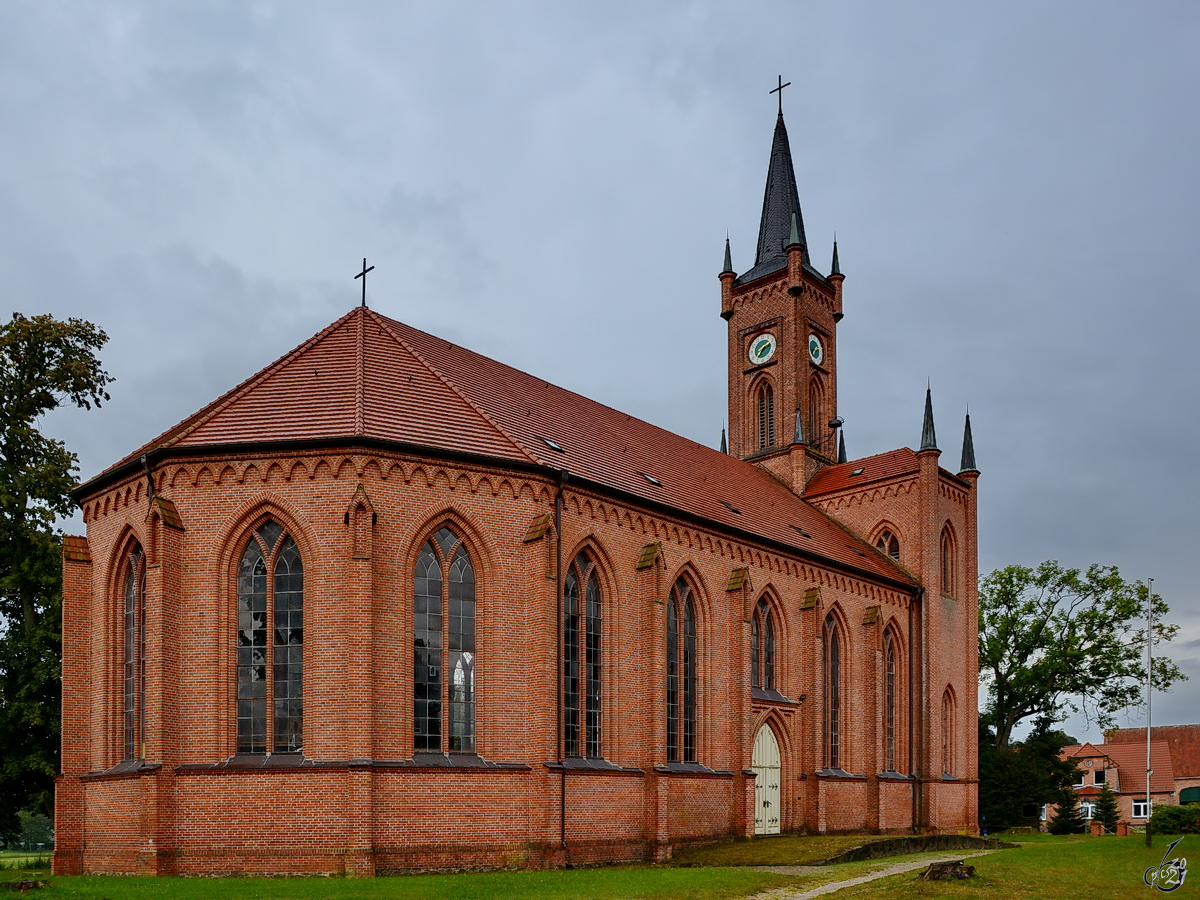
xmin=86 ymin=307 xmax=914 ymax=588
xmin=803 ymin=448 xmax=921 ymax=497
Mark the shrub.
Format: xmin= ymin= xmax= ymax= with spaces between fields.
xmin=1150 ymin=804 xmax=1200 ymax=834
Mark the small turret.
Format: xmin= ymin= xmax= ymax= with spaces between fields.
xmin=920 ymin=386 xmax=938 ymax=452
xmin=959 ymin=410 xmax=978 ymax=474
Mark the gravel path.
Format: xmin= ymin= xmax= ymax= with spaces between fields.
xmin=748 ymin=849 xmax=1000 ymax=899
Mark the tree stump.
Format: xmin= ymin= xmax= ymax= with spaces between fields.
xmin=919 ymin=861 xmax=976 ymax=880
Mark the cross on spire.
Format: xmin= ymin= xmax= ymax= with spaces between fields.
xmin=770 ymin=75 xmax=791 ymax=115
xmin=354 ymin=257 xmax=375 ymax=308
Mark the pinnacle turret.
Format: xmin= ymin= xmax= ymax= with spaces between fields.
xmin=920 ymin=386 xmax=938 ymax=452
xmin=959 ymin=410 xmax=978 ymax=474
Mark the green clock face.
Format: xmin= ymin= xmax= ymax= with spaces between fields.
xmin=808 ymin=334 xmax=824 ymax=366
xmin=749 ymin=333 xmax=777 ymax=365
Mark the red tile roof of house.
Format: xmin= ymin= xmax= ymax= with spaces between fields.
xmin=1107 ymin=725 xmax=1200 ymax=778
xmin=1063 ymin=741 xmax=1175 ymax=793
xmin=84 ymin=307 xmax=916 ymax=588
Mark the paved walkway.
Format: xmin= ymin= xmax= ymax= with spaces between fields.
xmin=748 ymin=849 xmax=1000 ymax=899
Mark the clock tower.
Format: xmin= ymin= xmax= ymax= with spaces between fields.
xmin=720 ymin=108 xmax=844 ymax=492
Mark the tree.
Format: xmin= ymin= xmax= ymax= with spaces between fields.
xmin=1094 ymin=783 xmax=1120 ymax=834
xmin=1048 ymin=789 xmax=1087 ymax=835
xmin=978 ymin=719 xmax=1079 ymax=832
xmin=978 ymin=561 xmax=1186 ymax=751
xmin=0 ymin=313 xmax=112 ymax=838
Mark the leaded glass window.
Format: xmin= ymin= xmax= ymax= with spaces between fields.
xmin=751 ymin=598 xmax=775 ymax=691
xmin=824 ymin=615 xmax=841 ymax=769
xmin=237 ymin=521 xmax=303 ymax=754
xmin=122 ymin=544 xmax=145 ymax=761
xmin=564 ymin=552 xmax=602 ymax=758
xmin=414 ymin=526 xmax=476 ymax=753
xmin=667 ymin=577 xmax=698 ymax=762
xmin=876 ymin=530 xmax=900 ymax=560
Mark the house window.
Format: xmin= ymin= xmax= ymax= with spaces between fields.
xmin=824 ymin=614 xmax=842 ymax=769
xmin=121 ymin=544 xmax=146 ymax=761
xmin=237 ymin=521 xmax=303 ymax=754
xmin=757 ymin=383 xmax=775 ymax=449
xmin=1080 ymin=801 xmax=1096 ymax=820
xmin=884 ymin=631 xmax=897 ymax=771
xmin=414 ymin=526 xmax=476 ymax=753
xmin=564 ymin=551 xmax=602 ymax=758
xmin=1095 ymin=769 xmax=1106 ymax=785
xmin=876 ymin=530 xmax=900 ymax=560
xmin=1133 ymin=800 xmax=1150 ymax=819
xmin=751 ymin=598 xmax=775 ymax=691
xmin=666 ymin=577 xmax=698 ymax=762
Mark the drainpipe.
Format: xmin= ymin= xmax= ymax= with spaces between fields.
xmin=554 ymin=470 xmax=570 ymax=862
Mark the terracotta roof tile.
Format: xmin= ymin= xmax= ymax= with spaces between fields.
xmin=87 ymin=308 xmax=916 ymax=587
xmin=1063 ymin=741 xmax=1175 ymax=793
xmin=1107 ymin=725 xmax=1200 ymax=778
xmin=804 ymin=449 xmax=921 ymax=497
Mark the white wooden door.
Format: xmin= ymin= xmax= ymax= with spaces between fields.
xmin=752 ymin=724 xmax=782 ymax=834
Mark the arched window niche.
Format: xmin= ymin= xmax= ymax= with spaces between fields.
xmin=882 ymin=628 xmax=903 ymax=774
xmin=666 ymin=576 xmax=699 ymax=763
xmin=875 ymin=528 xmax=900 ymax=561
xmin=751 ymin=597 xmax=780 ymax=699
xmin=120 ymin=542 xmax=146 ymax=762
xmin=564 ymin=549 xmax=603 ymax=759
xmin=940 ymin=526 xmax=957 ymax=598
xmin=236 ymin=519 xmax=304 ymax=755
xmin=414 ymin=525 xmax=477 ymax=755
xmin=756 ymin=381 xmax=776 ymax=449
xmin=822 ymin=612 xmax=845 ymax=773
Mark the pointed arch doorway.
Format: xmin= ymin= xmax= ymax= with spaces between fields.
xmin=752 ymin=723 xmax=782 ymax=834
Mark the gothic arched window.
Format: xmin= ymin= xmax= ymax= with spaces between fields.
xmin=941 ymin=526 xmax=956 ymax=597
xmin=237 ymin=521 xmax=303 ymax=754
xmin=751 ymin=597 xmax=775 ymax=691
xmin=564 ymin=551 xmax=602 ymax=758
xmin=121 ymin=543 xmax=146 ymax=761
xmin=666 ymin=577 xmax=698 ymax=762
xmin=414 ymin=526 xmax=476 ymax=754
xmin=757 ymin=382 xmax=775 ymax=449
xmin=876 ymin=529 xmax=900 ymax=560
xmin=808 ymin=379 xmax=825 ymax=452
xmin=824 ymin=614 xmax=842 ymax=769
xmin=941 ymin=688 xmax=956 ymax=776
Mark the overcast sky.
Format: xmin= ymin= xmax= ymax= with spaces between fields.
xmin=3 ymin=1 xmax=1196 ymax=742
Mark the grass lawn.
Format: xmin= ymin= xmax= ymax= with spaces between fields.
xmin=823 ymin=833 xmax=1196 ymax=898
xmin=3 ymin=834 xmax=1193 ymax=899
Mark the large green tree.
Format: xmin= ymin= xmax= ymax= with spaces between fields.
xmin=978 ymin=719 xmax=1079 ymax=832
xmin=0 ymin=313 xmax=111 ymax=837
xmin=979 ymin=561 xmax=1185 ymax=751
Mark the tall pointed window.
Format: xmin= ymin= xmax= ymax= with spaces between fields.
xmin=884 ymin=630 xmax=898 ymax=772
xmin=750 ymin=598 xmax=775 ymax=691
xmin=414 ymin=526 xmax=476 ymax=754
xmin=940 ymin=527 xmax=956 ymax=597
xmin=237 ymin=521 xmax=303 ymax=754
xmin=666 ymin=577 xmax=698 ymax=762
xmin=564 ymin=551 xmax=603 ymax=758
xmin=823 ymin=614 xmax=842 ymax=769
xmin=941 ymin=688 xmax=956 ymax=776
xmin=121 ymin=544 xmax=146 ymax=761
xmin=808 ymin=380 xmax=825 ymax=454
xmin=757 ymin=382 xmax=775 ymax=449
xmin=876 ymin=529 xmax=900 ymax=560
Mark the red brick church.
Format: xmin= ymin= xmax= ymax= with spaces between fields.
xmin=54 ymin=105 xmax=980 ymax=875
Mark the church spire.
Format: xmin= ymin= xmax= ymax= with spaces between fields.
xmin=736 ymin=108 xmax=810 ymax=284
xmin=722 ymin=236 xmax=733 ymax=274
xmin=959 ymin=410 xmax=978 ymax=474
xmin=720 ymin=425 xmax=728 ymax=454
xmin=830 ymin=237 xmax=841 ymax=276
xmin=920 ymin=386 xmax=938 ymax=451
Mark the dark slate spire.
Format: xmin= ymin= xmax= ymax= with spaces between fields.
xmin=830 ymin=237 xmax=841 ymax=276
xmin=722 ymin=236 xmax=733 ymax=274
xmin=837 ymin=431 xmax=847 ymax=464
xmin=793 ymin=408 xmax=805 ymax=445
xmin=920 ymin=386 xmax=938 ymax=452
xmin=720 ymin=426 xmax=728 ymax=454
xmin=959 ymin=410 xmax=978 ymax=474
xmin=735 ymin=112 xmax=810 ymax=285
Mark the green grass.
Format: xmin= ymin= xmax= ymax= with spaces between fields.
xmin=821 ymin=833 xmax=1197 ymax=898
xmin=14 ymin=835 xmax=1196 ymax=899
